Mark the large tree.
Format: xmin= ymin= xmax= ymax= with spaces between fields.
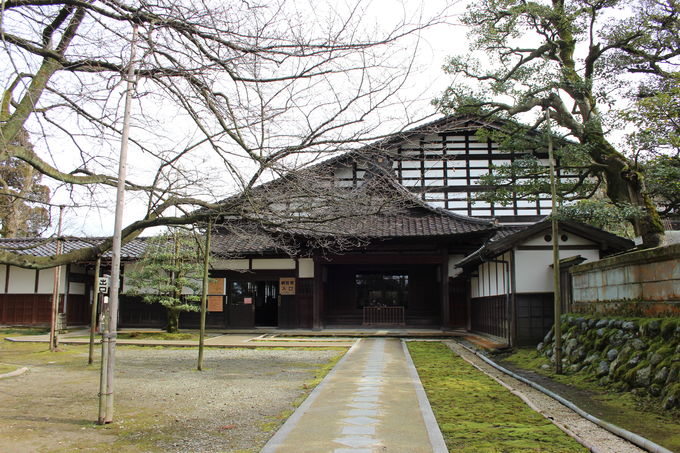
xmin=437 ymin=0 xmax=680 ymax=247
xmin=0 ymin=0 xmax=442 ymax=268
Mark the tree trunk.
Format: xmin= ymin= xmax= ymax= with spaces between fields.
xmin=599 ymin=145 xmax=664 ymax=248
xmin=167 ymin=309 xmax=179 ymax=333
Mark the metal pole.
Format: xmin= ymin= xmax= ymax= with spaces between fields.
xmin=197 ymin=219 xmax=212 ymax=371
xmin=547 ymin=109 xmax=563 ymax=374
xmin=102 ymin=24 xmax=138 ymax=424
xmin=49 ymin=205 xmax=64 ymax=352
xmin=89 ymin=257 xmax=101 ymax=365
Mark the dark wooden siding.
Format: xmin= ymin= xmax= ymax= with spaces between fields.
xmin=0 ymin=294 xmax=89 ymax=326
xmin=516 ymin=293 xmax=554 ymax=346
xmin=324 ymin=264 xmax=440 ymax=327
xmin=0 ymin=294 xmax=53 ymax=325
xmin=470 ymin=295 xmax=508 ymax=339
xmin=449 ymin=276 xmax=468 ymax=327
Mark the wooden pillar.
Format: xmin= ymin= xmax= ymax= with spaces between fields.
xmin=312 ymin=257 xmax=324 ymax=330
xmin=440 ymin=252 xmax=450 ymax=330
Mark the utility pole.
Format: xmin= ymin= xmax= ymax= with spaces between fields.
xmin=98 ymin=24 xmax=138 ymax=424
xmin=88 ymin=257 xmax=101 ymax=365
xmin=49 ymin=205 xmax=64 ymax=352
xmin=547 ymin=109 xmax=563 ymax=374
xmin=197 ymin=219 xmax=212 ymax=371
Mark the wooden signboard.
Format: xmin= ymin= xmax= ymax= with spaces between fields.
xmin=208 ymin=278 xmax=225 ymax=295
xmin=208 ymin=295 xmax=223 ymax=312
xmin=279 ymin=277 xmax=296 ymax=295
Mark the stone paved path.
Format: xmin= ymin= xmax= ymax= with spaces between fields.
xmin=260 ymin=338 xmax=447 ymax=453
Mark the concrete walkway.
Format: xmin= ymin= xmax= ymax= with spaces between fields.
xmin=261 ymin=338 xmax=447 ymax=453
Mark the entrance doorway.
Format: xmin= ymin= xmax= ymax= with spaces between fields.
xmin=226 ymin=280 xmax=278 ymax=327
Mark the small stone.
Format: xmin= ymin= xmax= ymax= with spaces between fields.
xmin=596 ymin=361 xmax=610 ymax=377
xmin=537 ymin=342 xmax=544 ymax=352
xmin=544 ymin=330 xmax=554 ymax=343
xmin=622 ymin=321 xmax=638 ymax=331
xmin=649 ymin=384 xmax=662 ymax=397
xmin=596 ymin=319 xmax=609 ymax=329
xmin=663 ymin=395 xmax=677 ymax=409
xmin=654 ymin=367 xmax=669 ymax=384
xmin=599 ymin=376 xmax=611 ymax=386
xmin=667 ymin=366 xmax=679 ymax=385
xmin=650 ymin=353 xmax=664 ymax=367
xmin=611 ymin=319 xmax=623 ymax=328
xmin=607 ymin=349 xmax=619 ymax=361
xmin=634 ymin=365 xmax=652 ymax=387
xmin=645 ymin=320 xmax=661 ymax=336
xmin=584 ymin=353 xmax=600 ymax=365
xmin=588 ymin=319 xmax=597 ymax=328
xmin=541 ymin=364 xmax=551 ymax=371
xmin=596 ymin=328 xmax=607 ymax=337
xmin=631 ymin=338 xmax=646 ymax=351
xmin=565 ymin=338 xmax=579 ymax=356
xmin=628 ymin=354 xmax=644 ymax=367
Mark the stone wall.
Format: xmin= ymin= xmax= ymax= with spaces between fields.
xmin=537 ymin=315 xmax=680 ymax=410
xmin=570 ymin=243 xmax=680 ymax=316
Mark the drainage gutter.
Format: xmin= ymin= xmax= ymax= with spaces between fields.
xmin=456 ymin=341 xmax=673 ymax=453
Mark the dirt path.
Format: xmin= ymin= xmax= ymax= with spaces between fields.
xmin=446 ymin=341 xmax=647 ymax=453
xmin=0 ymin=345 xmax=341 ymax=453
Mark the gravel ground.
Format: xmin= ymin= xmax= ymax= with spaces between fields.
xmin=446 ymin=341 xmax=647 ymax=453
xmin=0 ymin=346 xmax=341 ymax=453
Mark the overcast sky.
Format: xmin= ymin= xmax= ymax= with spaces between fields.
xmin=39 ymin=0 xmax=469 ymax=238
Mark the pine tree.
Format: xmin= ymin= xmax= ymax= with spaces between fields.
xmin=125 ymin=230 xmax=203 ymax=333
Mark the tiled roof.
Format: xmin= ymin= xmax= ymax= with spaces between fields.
xmin=0 ymin=236 xmax=148 ymax=260
xmin=326 ymin=210 xmax=493 ymax=238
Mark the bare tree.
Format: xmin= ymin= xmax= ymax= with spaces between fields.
xmin=0 ymin=0 xmax=446 ymax=267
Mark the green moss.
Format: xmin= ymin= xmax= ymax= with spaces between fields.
xmin=408 ymin=342 xmax=586 ymax=453
xmin=503 ymin=347 xmax=680 ymax=451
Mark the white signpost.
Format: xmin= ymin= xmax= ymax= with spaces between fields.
xmin=98 ymin=276 xmax=110 ymax=294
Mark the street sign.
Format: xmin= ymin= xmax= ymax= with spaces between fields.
xmin=98 ymin=276 xmax=110 ymax=293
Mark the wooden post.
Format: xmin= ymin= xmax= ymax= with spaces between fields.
xmin=198 ymin=219 xmax=212 ymax=371
xmin=312 ymin=257 xmax=323 ymax=330
xmin=547 ymin=109 xmax=563 ymax=374
xmin=89 ymin=257 xmax=101 ymax=365
xmin=440 ymin=251 xmax=450 ymax=330
xmin=49 ymin=205 xmax=64 ymax=352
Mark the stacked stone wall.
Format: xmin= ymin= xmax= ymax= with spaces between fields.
xmin=537 ymin=315 xmax=680 ymax=410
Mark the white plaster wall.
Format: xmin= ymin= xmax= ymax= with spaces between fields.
xmin=212 ymin=259 xmax=249 ymax=270
xmin=515 ymin=248 xmax=600 ymax=292
xmin=69 ymin=282 xmax=86 ymax=295
xmin=473 ymin=252 xmax=513 ymax=298
xmin=38 ymin=268 xmax=56 ymax=294
xmin=0 ymin=264 xmax=5 ymax=293
xmin=523 ymin=232 xmax=595 ymax=247
xmin=471 ymin=276 xmax=479 ymax=298
xmin=251 ymin=258 xmax=295 ymax=270
xmin=298 ymin=258 xmax=314 ymax=278
xmin=7 ymin=266 xmax=36 ymax=293
xmin=448 ymin=254 xmax=466 ymax=278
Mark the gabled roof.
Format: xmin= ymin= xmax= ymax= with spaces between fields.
xmin=456 ymin=219 xmax=634 ymax=268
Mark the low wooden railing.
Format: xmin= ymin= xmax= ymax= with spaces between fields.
xmin=362 ymin=306 xmax=405 ymax=326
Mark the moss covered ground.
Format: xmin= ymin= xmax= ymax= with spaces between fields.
xmin=408 ymin=341 xmax=587 ymax=453
xmin=502 ymin=347 xmax=680 ymax=452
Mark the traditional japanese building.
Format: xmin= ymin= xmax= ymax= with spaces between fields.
xmin=0 ymin=115 xmax=635 ymax=345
